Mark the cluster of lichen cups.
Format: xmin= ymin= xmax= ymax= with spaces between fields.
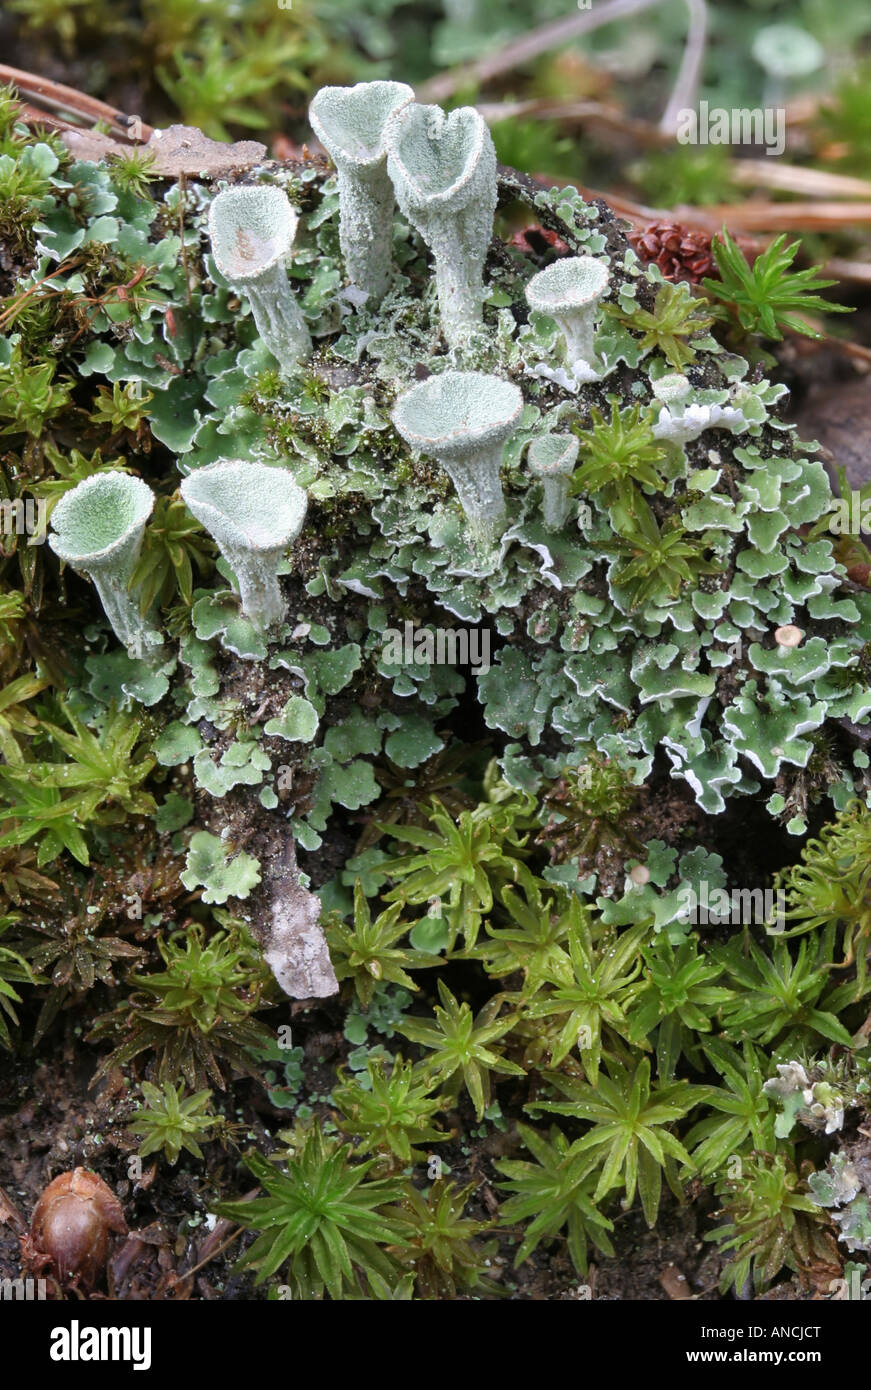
xmin=52 ymin=83 xmax=608 ymax=655
xmin=215 ymin=83 xmax=600 ymax=546
xmin=49 ymin=463 xmax=308 ymax=656
xmin=309 ymin=80 xmax=414 ymax=307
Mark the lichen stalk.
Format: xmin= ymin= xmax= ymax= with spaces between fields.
xmin=309 ymin=82 xmax=413 ymax=306
xmin=385 ymin=103 xmax=497 ymax=346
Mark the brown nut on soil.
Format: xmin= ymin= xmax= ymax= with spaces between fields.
xmin=30 ymin=1168 xmax=127 ymax=1288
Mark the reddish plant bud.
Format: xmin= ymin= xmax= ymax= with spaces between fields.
xmin=30 ymin=1168 xmax=127 ymax=1288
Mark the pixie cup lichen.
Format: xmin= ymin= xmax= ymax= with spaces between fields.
xmin=527 ymin=433 xmax=580 ymax=531
xmin=48 ymin=471 xmax=161 ymax=660
xmin=309 ymin=81 xmax=413 ymax=307
xmin=651 ymin=373 xmax=691 ymax=405
xmin=207 ymin=186 xmax=311 ymax=373
xmin=180 ymin=461 xmax=308 ymax=633
xmin=525 ymin=255 xmax=610 ymax=371
xmin=775 ymin=624 xmax=805 ymax=655
xmin=392 ymin=370 xmax=522 ymax=542
xmin=384 ymin=101 xmax=497 ymax=346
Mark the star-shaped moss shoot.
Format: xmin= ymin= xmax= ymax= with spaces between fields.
xmin=392 ymin=370 xmax=523 ymax=544
xmin=48 ymin=471 xmax=162 ymax=659
xmin=309 ymin=81 xmax=413 ymax=306
xmin=384 ymin=102 xmax=497 ymax=346
xmin=180 ymin=461 xmax=307 ymax=633
xmin=208 ymin=185 xmax=311 ymax=373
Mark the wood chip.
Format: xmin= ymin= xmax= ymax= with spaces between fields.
xmin=144 ymin=125 xmax=268 ymax=177
xmin=264 ymin=875 xmax=339 ymax=999
xmin=255 ymin=838 xmax=338 ymax=1000
xmin=60 ymin=123 xmax=269 ymax=177
xmin=61 ymin=129 xmax=130 ymax=163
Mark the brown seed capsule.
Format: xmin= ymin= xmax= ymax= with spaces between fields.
xmin=30 ymin=1168 xmax=127 ymax=1288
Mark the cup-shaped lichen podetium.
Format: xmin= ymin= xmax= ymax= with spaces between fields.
xmin=208 ymin=185 xmax=311 ymax=373
xmin=309 ymin=81 xmax=413 ymax=307
xmin=528 ymin=433 xmax=580 ymax=532
xmin=392 ymin=371 xmax=523 ymax=543
xmin=384 ymin=102 xmax=497 ymax=346
xmin=48 ymin=471 xmax=161 ymax=659
xmin=180 ymin=461 xmax=307 ymax=632
xmin=525 ymin=255 xmax=610 ymax=369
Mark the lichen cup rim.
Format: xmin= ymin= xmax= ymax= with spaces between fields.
xmin=774 ymin=623 xmax=805 ymax=649
xmin=751 ymin=22 xmax=824 ymax=78
xmin=309 ymin=80 xmax=414 ymax=168
xmin=208 ymin=186 xmax=300 ymax=284
xmin=384 ymin=102 xmax=489 ymax=208
xmin=652 ymin=371 xmax=692 ymax=401
xmin=49 ymin=471 xmax=154 ymax=568
xmin=392 ymin=371 xmax=524 ymax=458
xmin=181 ymin=460 xmax=308 ymax=553
xmin=525 ymin=255 xmax=610 ymax=314
xmin=528 ymin=433 xmax=580 ymax=477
